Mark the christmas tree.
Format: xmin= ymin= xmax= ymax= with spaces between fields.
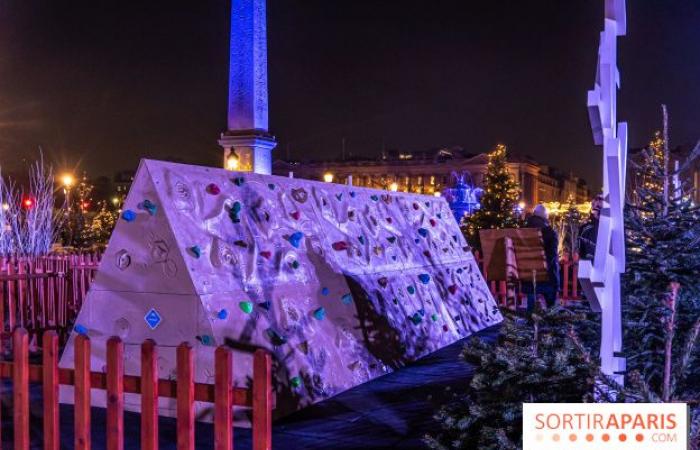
xmin=424 ymin=307 xmax=598 ymax=450
xmin=87 ymin=201 xmax=117 ymax=247
xmin=463 ymin=144 xmax=521 ymax=248
xmin=622 ymin=107 xmax=700 ymax=445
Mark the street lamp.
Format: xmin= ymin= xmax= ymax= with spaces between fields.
xmin=61 ymin=174 xmax=75 ymax=188
xmin=389 ymin=182 xmax=398 ymax=192
xmin=323 ymin=172 xmax=334 ymax=183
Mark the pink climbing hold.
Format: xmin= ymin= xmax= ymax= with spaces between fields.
xmin=206 ymin=183 xmax=220 ymax=195
xmin=423 ymin=250 xmax=431 ymax=258
xmin=412 ymin=202 xmax=419 ymax=210
xmin=448 ymin=285 xmax=458 ymax=295
xmin=430 ymin=218 xmax=437 ymax=227
xmin=291 ymin=211 xmax=301 ymax=220
xmin=259 ymin=251 xmax=272 ymax=260
xmin=332 ymin=241 xmax=349 ymax=251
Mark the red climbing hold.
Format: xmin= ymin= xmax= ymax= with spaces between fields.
xmin=442 ymin=325 xmax=449 ymax=332
xmin=386 ymin=217 xmax=393 ymax=224
xmin=429 ymin=218 xmax=437 ymax=227
xmin=378 ymin=277 xmax=388 ymax=288
xmin=332 ymin=241 xmax=349 ymax=251
xmin=206 ymin=183 xmax=220 ymax=195
xmin=412 ymin=203 xmax=419 ymax=210
xmin=448 ymin=285 xmax=458 ymax=295
xmin=259 ymin=251 xmax=272 ymax=259
xmin=290 ymin=211 xmax=301 ymax=220
xmin=423 ymin=250 xmax=431 ymax=258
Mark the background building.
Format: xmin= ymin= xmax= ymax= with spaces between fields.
xmin=273 ymin=146 xmax=591 ymax=209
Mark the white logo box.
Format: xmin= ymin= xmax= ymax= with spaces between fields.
xmin=523 ymin=403 xmax=688 ymax=449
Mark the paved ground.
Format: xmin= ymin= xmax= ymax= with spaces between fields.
xmin=0 ymin=325 xmax=498 ymax=449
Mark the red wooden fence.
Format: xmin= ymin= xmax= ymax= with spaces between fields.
xmin=0 ymin=253 xmax=100 ymax=340
xmin=1 ymin=328 xmax=274 ymax=450
xmin=474 ymin=251 xmax=582 ymax=308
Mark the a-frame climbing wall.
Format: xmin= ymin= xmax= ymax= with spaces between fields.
xmin=60 ymin=159 xmax=502 ymax=418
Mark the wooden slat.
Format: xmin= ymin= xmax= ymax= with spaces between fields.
xmin=215 ymin=347 xmax=233 ymax=450
xmin=106 ymin=337 xmax=124 ymax=450
xmin=176 ymin=342 xmax=194 ymax=450
xmin=43 ymin=331 xmax=60 ymax=450
xmin=253 ymin=349 xmax=272 ymax=450
xmin=75 ymin=334 xmax=91 ymax=450
xmin=141 ymin=340 xmax=159 ymax=450
xmin=13 ymin=328 xmax=30 ymax=450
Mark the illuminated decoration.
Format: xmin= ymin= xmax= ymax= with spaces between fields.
xmin=580 ymin=0 xmax=628 ymax=385
xmin=61 ymin=173 xmax=75 ymax=187
xmin=443 ymin=171 xmax=483 ymax=222
xmin=323 ymin=172 xmax=334 ymax=183
xmin=226 ymin=151 xmax=240 ymax=171
xmin=389 ymin=181 xmax=399 ymax=192
xmin=218 ymin=0 xmax=277 ymax=174
xmin=1 ymin=203 xmax=8 ymax=211
xmin=23 ymin=198 xmax=34 ymax=209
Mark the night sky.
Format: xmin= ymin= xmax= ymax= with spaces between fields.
xmin=1 ymin=1 xmax=699 ymax=189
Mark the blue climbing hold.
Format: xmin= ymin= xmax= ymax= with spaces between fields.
xmin=417 ymin=308 xmax=425 ymax=316
xmin=418 ymin=228 xmax=428 ymax=238
xmin=313 ymin=307 xmax=326 ymax=320
xmin=74 ymin=324 xmax=89 ymax=335
xmin=370 ymin=195 xmax=379 ymax=202
xmin=418 ymin=273 xmax=431 ymax=284
xmin=268 ymin=183 xmax=275 ymax=190
xmin=189 ymin=245 xmax=201 ymax=258
xmin=266 ymin=328 xmax=287 ymax=346
xmin=290 ymin=376 xmax=302 ymax=388
xmin=335 ymin=193 xmax=343 ymax=201
xmin=321 ymin=287 xmax=330 ymax=296
xmin=122 ymin=210 xmax=136 ymax=222
xmin=233 ymin=177 xmax=245 ymax=186
xmin=350 ymin=191 xmax=356 ymax=198
xmin=414 ymin=238 xmax=420 ymax=244
xmin=410 ymin=313 xmax=422 ymax=325
xmin=217 ymin=309 xmax=229 ymax=320
xmin=139 ymin=199 xmax=158 ymax=216
xmin=341 ymin=293 xmax=353 ymax=305
xmin=200 ymin=335 xmax=215 ymax=346
xmin=387 ymin=236 xmax=396 ymax=244
xmin=287 ymin=231 xmax=303 ymax=248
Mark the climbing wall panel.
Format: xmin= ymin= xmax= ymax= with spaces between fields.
xmin=59 ymin=159 xmax=502 ymax=419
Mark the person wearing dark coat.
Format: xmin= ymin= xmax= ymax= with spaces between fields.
xmin=578 ymin=195 xmax=603 ymax=262
xmin=521 ymin=204 xmax=559 ymax=313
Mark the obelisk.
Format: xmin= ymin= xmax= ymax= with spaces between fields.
xmin=219 ymin=0 xmax=276 ymax=174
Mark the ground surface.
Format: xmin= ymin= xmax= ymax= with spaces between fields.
xmin=0 ymin=325 xmax=498 ymax=449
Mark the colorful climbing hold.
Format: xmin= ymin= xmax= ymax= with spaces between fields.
xmin=233 ymin=177 xmax=245 ymax=186
xmin=199 ymin=335 xmax=215 ymax=346
xmin=121 ymin=210 xmax=136 ymax=222
xmin=268 ymin=183 xmax=275 ymax=190
xmin=387 ymin=236 xmax=397 ymax=244
xmin=358 ymin=236 xmax=365 ymax=245
xmin=429 ymin=218 xmax=437 ymax=227
xmin=418 ymin=273 xmax=431 ymax=284
xmin=290 ymin=211 xmax=301 ymax=220
xmin=259 ymin=250 xmax=272 ymax=260
xmin=290 ymin=376 xmax=302 ymax=388
xmin=370 ymin=195 xmax=379 ymax=202
xmin=442 ymin=325 xmax=449 ymax=332
xmin=321 ymin=287 xmax=330 ymax=296
xmin=233 ymin=240 xmax=248 ymax=248
xmin=431 ymin=313 xmax=439 ymax=322
xmin=139 ymin=199 xmax=158 ymax=216
xmin=239 ymin=301 xmax=253 ymax=314
xmin=232 ymin=201 xmax=242 ymax=213
xmin=266 ymin=328 xmax=287 ymax=346
xmin=332 ymin=241 xmax=349 ymax=251
xmin=437 ymin=213 xmax=442 ymax=219
xmin=217 ymin=309 xmax=229 ymax=320
xmin=407 ymin=285 xmax=416 ymax=295
xmin=386 ymin=217 xmax=393 ymax=224
xmin=189 ymin=245 xmax=201 ymax=258
xmin=258 ymin=300 xmax=271 ymax=311
xmin=206 ymin=183 xmax=220 ymax=195
xmin=378 ymin=277 xmax=388 ymax=288
xmin=291 ymin=260 xmax=300 ymax=269
xmin=448 ymin=285 xmax=458 ymax=295
xmin=74 ymin=324 xmax=89 ymax=335
xmin=423 ymin=250 xmax=431 ymax=258
xmin=349 ymin=191 xmax=356 ymax=198
xmin=418 ymin=228 xmax=428 ymax=238
xmin=414 ymin=238 xmax=420 ymax=244
xmin=335 ymin=193 xmax=343 ymax=201
xmin=341 ymin=293 xmax=353 ymax=305
xmin=410 ymin=313 xmax=422 ymax=325
xmin=287 ymin=232 xmax=303 ymax=248
xmin=412 ymin=202 xmax=419 ymax=210
xmin=313 ymin=307 xmax=326 ymax=320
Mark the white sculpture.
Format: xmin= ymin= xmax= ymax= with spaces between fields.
xmin=579 ymin=0 xmax=628 ymax=385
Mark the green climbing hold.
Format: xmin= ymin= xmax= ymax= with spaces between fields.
xmin=232 ymin=201 xmax=242 ymax=212
xmin=407 ymin=285 xmax=416 ymax=295
xmin=290 ymin=376 xmax=302 ymax=388
xmin=239 ymin=301 xmax=253 ymax=314
xmin=199 ymin=335 xmax=215 ymax=346
xmin=410 ymin=313 xmax=423 ymax=325
xmin=431 ymin=313 xmax=438 ymax=322
xmin=341 ymin=293 xmax=353 ymax=305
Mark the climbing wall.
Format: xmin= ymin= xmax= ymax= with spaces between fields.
xmin=59 ymin=159 xmax=502 ymax=419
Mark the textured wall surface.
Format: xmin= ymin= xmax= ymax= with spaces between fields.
xmin=59 ymin=159 xmax=502 ymax=419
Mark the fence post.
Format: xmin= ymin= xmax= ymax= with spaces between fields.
xmin=253 ymin=349 xmax=272 ymax=450
xmin=572 ymin=253 xmax=580 ymax=299
xmin=8 ymin=262 xmax=16 ymax=329
xmin=141 ymin=340 xmax=159 ymax=450
xmin=562 ymin=254 xmax=570 ymax=303
xmin=43 ymin=331 xmax=60 ymax=450
xmin=215 ymin=347 xmax=233 ymax=450
xmin=13 ymin=328 xmax=30 ymax=450
xmin=177 ymin=342 xmax=194 ymax=450
xmin=75 ymin=334 xmax=92 ymax=450
xmin=107 ymin=337 xmax=124 ymax=450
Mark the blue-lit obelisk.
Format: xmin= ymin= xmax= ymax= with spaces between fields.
xmin=219 ymin=0 xmax=276 ymax=175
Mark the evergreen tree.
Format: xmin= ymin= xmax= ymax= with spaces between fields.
xmin=87 ymin=201 xmax=116 ymax=247
xmin=463 ymin=144 xmax=521 ymax=248
xmin=424 ymin=307 xmax=598 ymax=450
xmin=622 ymin=108 xmax=700 ymax=445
